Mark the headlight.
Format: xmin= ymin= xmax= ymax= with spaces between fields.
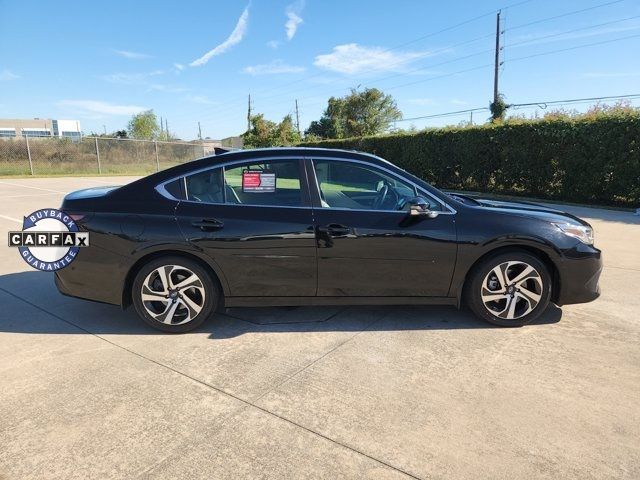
xmin=552 ymin=222 xmax=594 ymax=245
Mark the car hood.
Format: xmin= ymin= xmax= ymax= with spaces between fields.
xmin=473 ymin=197 xmax=590 ymax=227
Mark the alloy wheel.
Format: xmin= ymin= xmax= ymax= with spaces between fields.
xmin=481 ymin=261 xmax=543 ymax=320
xmin=140 ymin=264 xmax=206 ymax=325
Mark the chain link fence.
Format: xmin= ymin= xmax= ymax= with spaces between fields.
xmin=0 ymin=137 xmax=211 ymax=176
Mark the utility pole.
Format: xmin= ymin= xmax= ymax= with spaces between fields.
xmin=247 ymin=94 xmax=252 ymax=131
xmin=493 ymin=10 xmax=502 ymax=106
xmin=160 ymin=117 xmax=164 ymax=136
xmin=198 ymin=121 xmax=202 ymax=141
xmin=295 ymin=99 xmax=301 ymax=136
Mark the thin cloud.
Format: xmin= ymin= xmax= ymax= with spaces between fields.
xmin=174 ymin=63 xmax=185 ymax=71
xmin=57 ymin=100 xmax=146 ymax=116
xmin=148 ymin=84 xmax=188 ymax=93
xmin=285 ymin=1 xmax=304 ymax=40
xmin=408 ymin=98 xmax=435 ymax=106
xmin=267 ymin=40 xmax=281 ymax=49
xmin=243 ymin=60 xmax=305 ymax=75
xmin=584 ymin=72 xmax=640 ymax=78
xmin=0 ymin=69 xmax=20 ymax=81
xmin=185 ymin=94 xmax=216 ymax=105
xmin=101 ymin=70 xmax=165 ymax=84
xmin=190 ymin=4 xmax=250 ymax=67
xmin=113 ymin=49 xmax=152 ymax=59
xmin=314 ymin=44 xmax=427 ymax=75
xmin=451 ymin=98 xmax=468 ymax=106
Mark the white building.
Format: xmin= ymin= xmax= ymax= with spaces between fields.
xmin=0 ymin=118 xmax=82 ymax=139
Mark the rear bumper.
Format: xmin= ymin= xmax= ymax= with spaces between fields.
xmin=555 ymin=244 xmax=602 ymax=306
xmin=54 ymin=247 xmax=126 ymax=306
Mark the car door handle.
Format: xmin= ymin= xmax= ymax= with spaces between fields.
xmin=191 ymin=218 xmax=224 ymax=231
xmin=317 ymin=223 xmax=350 ymax=236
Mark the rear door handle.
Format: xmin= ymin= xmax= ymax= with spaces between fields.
xmin=191 ymin=218 xmax=224 ymax=231
xmin=318 ymin=223 xmax=350 ymax=236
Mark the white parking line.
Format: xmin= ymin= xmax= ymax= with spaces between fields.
xmin=3 ymin=192 xmax=61 ymax=199
xmin=0 ymin=214 xmax=21 ymax=224
xmin=0 ymin=181 xmax=66 ymax=194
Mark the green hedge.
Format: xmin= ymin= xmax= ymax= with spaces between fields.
xmin=299 ymin=116 xmax=640 ymax=207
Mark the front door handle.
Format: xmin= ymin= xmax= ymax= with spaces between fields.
xmin=191 ymin=218 xmax=224 ymax=231
xmin=317 ymin=223 xmax=350 ymax=236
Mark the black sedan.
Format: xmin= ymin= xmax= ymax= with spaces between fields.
xmin=55 ymin=147 xmax=602 ymax=332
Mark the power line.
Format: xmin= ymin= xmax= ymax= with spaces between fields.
xmin=504 ymin=0 xmax=626 ymax=32
xmin=395 ymin=93 xmax=640 ymax=123
xmin=505 ymin=32 xmax=640 ymax=63
xmin=397 ymin=107 xmax=490 ymax=123
xmin=511 ymin=93 xmax=640 ymax=108
xmin=505 ymin=14 xmax=640 ymax=49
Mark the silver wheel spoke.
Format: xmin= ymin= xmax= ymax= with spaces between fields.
xmin=490 ymin=265 xmax=508 ymax=290
xmin=506 ymin=296 xmax=518 ymax=319
xmin=181 ymin=292 xmax=203 ymax=317
xmin=481 ymin=292 xmax=509 ymax=303
xmin=157 ymin=266 xmax=174 ymax=292
xmin=141 ymin=291 xmax=168 ymax=303
xmin=518 ymin=286 xmax=541 ymax=306
xmin=157 ymin=301 xmax=180 ymax=324
xmin=173 ymin=274 xmax=202 ymax=290
xmin=510 ymin=265 xmax=534 ymax=285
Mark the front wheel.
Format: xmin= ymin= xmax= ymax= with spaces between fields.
xmin=132 ymin=256 xmax=220 ymax=333
xmin=465 ymin=251 xmax=552 ymax=327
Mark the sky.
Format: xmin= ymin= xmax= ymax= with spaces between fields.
xmin=1 ymin=0 xmax=640 ymax=140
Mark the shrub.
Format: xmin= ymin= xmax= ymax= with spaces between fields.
xmin=299 ymin=115 xmax=640 ymax=207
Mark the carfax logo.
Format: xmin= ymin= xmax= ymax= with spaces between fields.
xmin=7 ymin=208 xmax=89 ymax=271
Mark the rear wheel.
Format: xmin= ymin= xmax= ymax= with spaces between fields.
xmin=465 ymin=251 xmax=551 ymax=327
xmin=132 ymin=256 xmax=219 ymax=333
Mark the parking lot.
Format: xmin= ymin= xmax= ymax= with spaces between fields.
xmin=0 ymin=176 xmax=639 ymax=479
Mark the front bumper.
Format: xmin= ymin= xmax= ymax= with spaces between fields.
xmin=554 ymin=243 xmax=602 ymax=306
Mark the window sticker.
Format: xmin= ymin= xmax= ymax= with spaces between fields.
xmin=242 ymin=170 xmax=276 ymax=193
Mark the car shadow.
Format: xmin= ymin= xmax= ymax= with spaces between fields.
xmin=0 ymin=271 xmax=562 ymax=338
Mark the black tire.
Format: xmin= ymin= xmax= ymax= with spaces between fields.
xmin=465 ymin=250 xmax=552 ymax=327
xmin=132 ymin=256 xmax=220 ymax=333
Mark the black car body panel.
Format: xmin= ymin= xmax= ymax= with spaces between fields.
xmin=56 ymin=147 xmax=602 ymax=310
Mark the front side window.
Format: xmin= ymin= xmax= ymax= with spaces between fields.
xmin=183 ymin=159 xmax=303 ymax=207
xmin=314 ymin=160 xmax=433 ymax=211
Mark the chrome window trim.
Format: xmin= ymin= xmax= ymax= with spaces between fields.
xmin=154 ymin=154 xmax=456 ymax=215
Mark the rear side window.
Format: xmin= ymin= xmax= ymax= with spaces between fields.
xmin=185 ymin=168 xmax=225 ymax=204
xmin=182 ymin=159 xmax=304 ymax=207
xmin=164 ymin=178 xmax=185 ymax=200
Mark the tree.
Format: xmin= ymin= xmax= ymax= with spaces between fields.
xmin=305 ymin=88 xmax=402 ymax=139
xmin=489 ymin=94 xmax=509 ymax=123
xmin=127 ymin=110 xmax=160 ymax=140
xmin=273 ymin=114 xmax=301 ymax=146
xmin=242 ymin=113 xmax=301 ymax=148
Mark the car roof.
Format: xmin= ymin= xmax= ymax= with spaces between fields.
xmin=210 ymin=147 xmax=388 ymax=164
xmin=114 ymin=147 xmax=395 ymax=198
xmin=165 ymin=147 xmax=391 ymax=179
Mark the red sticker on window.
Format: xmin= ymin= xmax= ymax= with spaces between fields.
xmin=242 ymin=171 xmax=276 ymax=192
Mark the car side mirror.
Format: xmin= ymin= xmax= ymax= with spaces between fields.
xmin=401 ymin=196 xmax=439 ymax=219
